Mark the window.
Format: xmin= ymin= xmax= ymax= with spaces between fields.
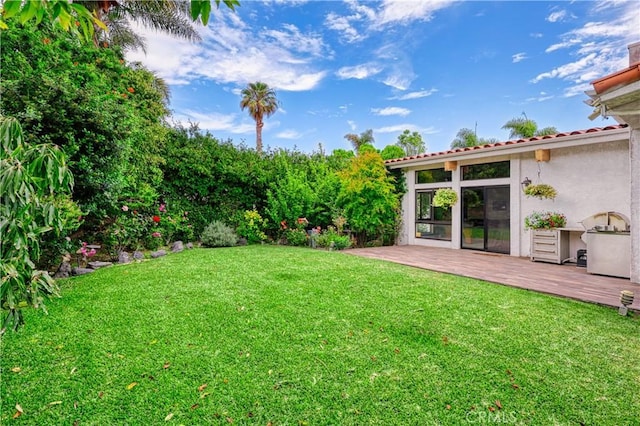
xmin=415 ymin=190 xmax=452 ymax=240
xmin=461 ymin=161 xmax=510 ymax=180
xmin=416 ymin=168 xmax=452 ymax=184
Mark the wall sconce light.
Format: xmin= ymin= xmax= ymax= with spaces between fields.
xmin=521 ymin=177 xmax=532 ymax=192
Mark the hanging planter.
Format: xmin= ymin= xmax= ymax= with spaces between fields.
xmin=524 ymin=183 xmax=557 ymax=200
xmin=433 ymin=188 xmax=458 ymax=208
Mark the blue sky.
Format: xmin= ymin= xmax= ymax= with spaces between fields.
xmin=126 ymin=0 xmax=640 ymax=154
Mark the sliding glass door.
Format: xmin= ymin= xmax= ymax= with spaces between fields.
xmin=461 ymin=186 xmax=510 ymax=254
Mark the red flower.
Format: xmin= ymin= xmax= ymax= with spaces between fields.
xmin=152 ymin=215 xmax=161 ymax=223
xmin=127 ymin=87 xmax=135 ymax=93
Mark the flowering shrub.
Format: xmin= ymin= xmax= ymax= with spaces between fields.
xmin=76 ymin=242 xmax=97 ymax=267
xmin=524 ymin=211 xmax=566 ymax=230
xmin=237 ymin=209 xmax=268 ymax=243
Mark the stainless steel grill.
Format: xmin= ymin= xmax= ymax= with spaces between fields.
xmin=581 ymin=212 xmax=631 ymax=279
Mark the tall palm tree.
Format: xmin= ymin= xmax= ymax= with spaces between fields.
xmin=79 ymin=0 xmax=200 ymax=51
xmin=450 ymin=128 xmax=499 ymax=148
xmin=502 ymin=113 xmax=558 ymax=139
xmin=344 ymin=129 xmax=375 ymax=154
xmin=240 ymin=82 xmax=279 ymax=153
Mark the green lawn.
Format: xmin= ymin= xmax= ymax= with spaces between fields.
xmin=2 ymin=246 xmax=639 ymax=425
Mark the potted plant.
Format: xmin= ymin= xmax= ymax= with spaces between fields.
xmin=524 ymin=211 xmax=566 ymax=230
xmin=432 ymin=188 xmax=458 ymax=208
xmin=524 ymin=183 xmax=557 ymax=200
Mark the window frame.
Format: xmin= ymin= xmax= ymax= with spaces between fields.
xmin=415 ymin=188 xmax=453 ymax=241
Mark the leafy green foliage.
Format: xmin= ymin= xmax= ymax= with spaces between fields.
xmin=433 ymin=188 xmax=458 ymax=208
xmin=237 ymin=209 xmax=268 ymax=243
xmin=1 ymin=21 xmax=170 ymax=221
xmin=524 ymin=183 xmax=557 ymax=200
xmin=265 ymin=168 xmax=316 ymax=234
xmin=395 ymin=129 xmax=426 ymax=156
xmin=502 ymin=114 xmax=558 ymax=139
xmin=316 ymin=227 xmax=352 ymax=250
xmin=380 ymin=144 xmax=405 ymax=160
xmin=344 ymin=129 xmax=374 ymax=154
xmin=201 ymin=221 xmax=238 ymax=247
xmin=283 ymin=228 xmax=309 ymax=247
xmin=337 ymin=152 xmax=400 ymax=245
xmin=0 ymin=117 xmax=73 ymax=332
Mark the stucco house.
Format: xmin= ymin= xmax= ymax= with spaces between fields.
xmin=386 ymin=42 xmax=640 ymax=284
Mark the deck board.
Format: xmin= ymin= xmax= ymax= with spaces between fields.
xmin=347 ymin=245 xmax=640 ymax=310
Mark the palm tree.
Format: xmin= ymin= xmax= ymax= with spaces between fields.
xmin=240 ymin=82 xmax=279 ymax=153
xmin=344 ymin=129 xmax=375 ymax=154
xmin=450 ymin=128 xmax=499 ymax=149
xmin=502 ymin=113 xmax=558 ymax=139
xmin=79 ymin=0 xmax=200 ymax=51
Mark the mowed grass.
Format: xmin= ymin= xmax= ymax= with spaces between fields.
xmin=1 ymin=246 xmax=640 ymax=425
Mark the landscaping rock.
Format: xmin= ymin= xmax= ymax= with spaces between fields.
xmin=118 ymin=251 xmax=132 ymax=264
xmin=88 ymin=261 xmax=113 ymax=269
xmin=151 ymin=250 xmax=167 ymax=258
xmin=186 ymin=242 xmax=194 ymax=249
xmin=133 ymin=250 xmax=145 ymax=260
xmin=171 ymin=241 xmax=184 ymax=253
xmin=54 ymin=261 xmax=72 ymax=279
xmin=72 ymin=267 xmax=95 ymax=276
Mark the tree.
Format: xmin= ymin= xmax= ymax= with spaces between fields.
xmin=240 ymin=82 xmax=279 ymax=153
xmin=337 ymin=151 xmax=400 ymax=245
xmin=0 ymin=1 xmax=239 ymax=43
xmin=450 ymin=128 xmax=499 ymax=149
xmin=502 ymin=113 xmax=558 ymax=139
xmin=381 ymin=145 xmax=405 ymax=160
xmin=451 ymin=128 xmax=479 ymax=148
xmin=344 ymin=129 xmax=374 ymax=154
xmin=395 ymin=129 xmax=426 ymax=156
xmin=80 ymin=0 xmax=201 ymax=52
xmin=1 ymin=117 xmax=74 ymax=332
xmin=1 ymin=21 xmax=170 ymax=218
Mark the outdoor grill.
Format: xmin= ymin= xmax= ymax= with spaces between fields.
xmin=580 ymin=211 xmax=631 ymax=279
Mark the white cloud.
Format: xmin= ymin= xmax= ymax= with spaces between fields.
xmin=546 ymin=10 xmax=567 ymax=23
xmin=530 ymin=32 xmax=544 ymax=38
xmin=371 ymin=107 xmax=411 ymax=117
xmin=534 ymin=1 xmax=640 ymax=94
xmin=324 ymin=12 xmax=365 ymax=43
xmin=276 ymin=129 xmax=303 ymax=139
xmin=525 ymin=93 xmax=554 ymax=102
xmin=347 ymin=120 xmax=357 ymax=131
xmin=374 ymin=124 xmax=437 ymax=134
xmin=373 ymin=0 xmax=456 ymax=28
xmin=531 ymin=53 xmax=597 ymax=83
xmin=390 ymin=89 xmax=438 ymax=100
xmin=336 ymin=64 xmax=382 ymax=80
xmin=175 ymin=110 xmax=255 ymax=134
xmin=126 ymin=9 xmax=329 ymax=92
xmin=512 ymin=52 xmax=527 ymax=63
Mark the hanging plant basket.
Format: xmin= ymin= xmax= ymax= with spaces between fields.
xmin=524 ymin=183 xmax=557 ymax=200
xmin=433 ymin=188 xmax=458 ymax=208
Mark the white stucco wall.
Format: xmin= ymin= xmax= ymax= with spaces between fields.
xmin=518 ymin=140 xmax=630 ymax=257
xmin=393 ymin=137 xmax=631 ymax=261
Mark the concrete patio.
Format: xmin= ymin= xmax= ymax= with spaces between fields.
xmin=347 ymin=245 xmax=640 ymax=311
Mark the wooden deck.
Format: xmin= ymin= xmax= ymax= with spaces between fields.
xmin=347 ymin=245 xmax=640 ymax=310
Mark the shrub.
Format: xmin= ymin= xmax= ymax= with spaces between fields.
xmin=316 ymin=227 xmax=351 ymax=250
xmin=283 ymin=228 xmax=309 ymax=247
xmin=201 ymin=221 xmax=238 ymax=247
xmin=237 ymin=209 xmax=268 ymax=243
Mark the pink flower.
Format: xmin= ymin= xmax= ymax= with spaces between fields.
xmin=159 ymin=204 xmax=166 ymax=212
xmin=152 ymin=232 xmax=162 ymax=238
xmin=121 ymin=205 xmax=129 ymax=212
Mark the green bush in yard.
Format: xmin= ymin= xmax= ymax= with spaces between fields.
xmin=200 ymin=221 xmax=238 ymax=247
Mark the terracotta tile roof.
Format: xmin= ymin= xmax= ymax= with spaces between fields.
xmin=384 ymin=124 xmax=629 ymax=165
